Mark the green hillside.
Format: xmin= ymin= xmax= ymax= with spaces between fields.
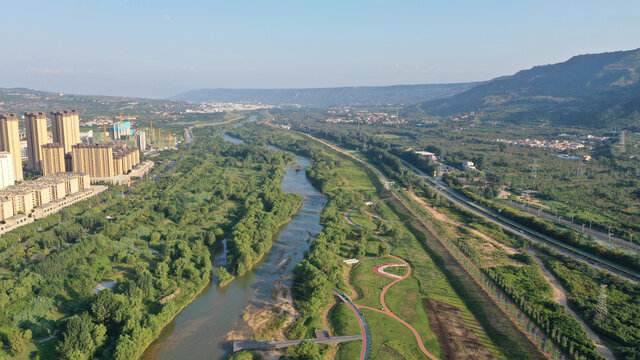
xmin=422 ymin=48 xmax=640 ymax=128
xmin=172 ymin=83 xmax=480 ymax=107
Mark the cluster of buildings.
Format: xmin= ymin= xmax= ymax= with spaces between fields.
xmin=404 ymin=147 xmax=437 ymax=160
xmin=0 ymin=172 xmax=107 ymax=230
xmin=0 ymin=110 xmax=148 ymax=184
xmin=0 ymin=110 xmax=153 ymax=234
xmin=185 ymin=102 xmax=277 ymax=113
xmin=325 ymin=108 xmax=406 ymax=125
xmin=496 ymin=138 xmax=587 ymax=152
xmin=449 ymin=112 xmax=475 ymax=121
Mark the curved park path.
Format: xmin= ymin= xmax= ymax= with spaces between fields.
xmin=346 ymin=207 xmax=439 ymax=360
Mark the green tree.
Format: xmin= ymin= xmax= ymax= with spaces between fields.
xmin=229 ymin=350 xmax=261 ymax=360
xmin=285 ymin=340 xmax=325 ymax=360
xmin=215 ymin=266 xmax=233 ymax=286
xmin=378 ymin=242 xmax=391 ymax=256
xmin=8 ymin=331 xmax=26 ymax=357
xmin=57 ymin=313 xmax=107 ymax=360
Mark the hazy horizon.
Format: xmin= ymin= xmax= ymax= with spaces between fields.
xmin=1 ymin=1 xmax=639 ymax=98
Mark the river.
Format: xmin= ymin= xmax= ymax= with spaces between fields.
xmin=141 ymin=130 xmax=326 ymax=360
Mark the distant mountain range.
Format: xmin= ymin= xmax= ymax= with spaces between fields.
xmin=171 ymin=83 xmax=480 ymax=107
xmin=5 ymin=48 xmax=640 ymax=128
xmin=422 ymin=48 xmax=640 ymax=128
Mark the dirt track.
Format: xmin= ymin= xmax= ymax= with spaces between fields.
xmin=527 ymin=249 xmax=616 ymax=360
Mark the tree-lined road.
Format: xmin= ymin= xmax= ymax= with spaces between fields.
xmin=400 ymin=158 xmax=640 ymax=283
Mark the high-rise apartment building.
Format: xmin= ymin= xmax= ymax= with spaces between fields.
xmin=0 ymin=113 xmax=23 ymax=181
xmin=72 ymin=143 xmax=115 ymax=178
xmin=111 ymin=121 xmax=133 ymax=140
xmin=41 ymin=143 xmax=66 ymax=175
xmin=51 ymin=110 xmax=80 ymax=155
xmin=24 ymin=112 xmax=49 ymax=172
xmin=72 ymin=142 xmax=140 ymax=178
xmin=0 ymin=152 xmax=16 ymax=189
xmin=135 ymin=130 xmax=146 ymax=151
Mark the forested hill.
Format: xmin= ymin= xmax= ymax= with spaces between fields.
xmin=171 ymin=83 xmax=480 ymax=106
xmin=421 ymin=48 xmax=640 ymax=128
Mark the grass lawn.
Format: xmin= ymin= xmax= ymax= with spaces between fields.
xmin=330 ymin=303 xmax=363 ymax=360
xmin=347 ymin=208 xmax=378 ymax=230
xmin=361 ymin=308 xmax=430 ymax=359
xmin=383 ymin=266 xmax=407 ymax=277
xmin=377 ymin=200 xmax=507 ymax=359
xmin=384 ymin=274 xmax=441 ymax=357
xmin=351 ymin=257 xmax=395 ymax=309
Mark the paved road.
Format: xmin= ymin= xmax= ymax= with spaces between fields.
xmin=506 ymin=199 xmax=640 ymax=253
xmin=399 ymin=158 xmax=640 ymax=283
xmin=332 ymin=289 xmax=371 ymax=360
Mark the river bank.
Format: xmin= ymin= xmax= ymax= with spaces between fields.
xmin=141 ymin=131 xmax=326 ymax=360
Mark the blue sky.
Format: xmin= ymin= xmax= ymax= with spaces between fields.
xmin=1 ymin=0 xmax=638 ymax=98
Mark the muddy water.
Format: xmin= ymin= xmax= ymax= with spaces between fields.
xmin=141 ymin=131 xmax=325 ymax=360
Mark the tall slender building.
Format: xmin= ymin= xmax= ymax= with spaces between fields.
xmin=41 ymin=143 xmax=66 ymax=175
xmin=0 ymin=152 xmax=15 ymax=189
xmin=135 ymin=130 xmax=146 ymax=151
xmin=24 ymin=112 xmax=49 ymax=172
xmin=51 ymin=110 xmax=80 ymax=155
xmin=0 ymin=114 xmax=23 ymax=181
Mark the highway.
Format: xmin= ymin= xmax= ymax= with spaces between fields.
xmin=283 ymin=124 xmax=640 ymax=282
xmin=400 ymin=159 xmax=640 ymax=283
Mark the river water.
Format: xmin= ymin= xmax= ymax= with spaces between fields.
xmin=141 ymin=131 xmax=326 ymax=360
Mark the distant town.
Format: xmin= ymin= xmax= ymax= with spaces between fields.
xmin=495 ymin=135 xmax=609 ymax=152
xmin=326 ymin=107 xmax=406 ymax=125
xmin=185 ymin=102 xmax=278 ymax=113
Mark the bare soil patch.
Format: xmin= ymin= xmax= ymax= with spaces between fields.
xmin=423 ymin=299 xmax=499 ymax=360
xmin=408 ymin=191 xmax=519 ymax=256
xmin=227 ymin=281 xmax=298 ymax=342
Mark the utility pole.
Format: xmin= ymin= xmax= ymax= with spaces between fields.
xmin=596 ymin=285 xmax=608 ymax=318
